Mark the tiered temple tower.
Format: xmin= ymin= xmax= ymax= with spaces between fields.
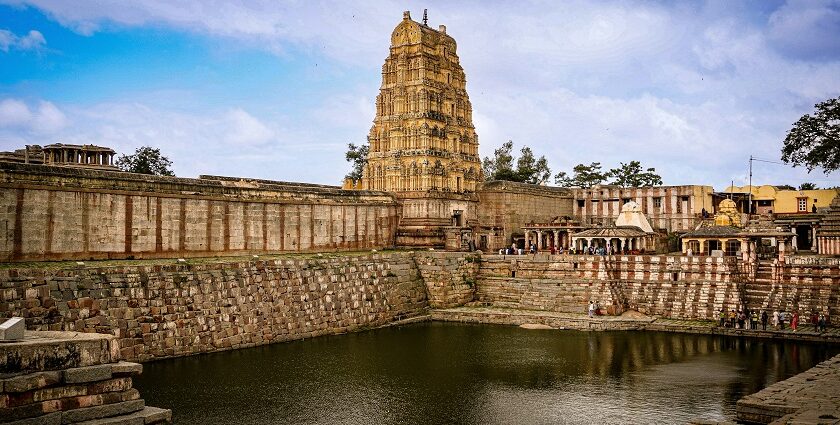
xmin=362 ymin=11 xmax=482 ymax=248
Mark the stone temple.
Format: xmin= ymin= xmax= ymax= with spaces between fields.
xmin=362 ymin=11 xmax=482 ymax=248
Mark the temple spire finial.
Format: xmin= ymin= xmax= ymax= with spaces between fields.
xmin=423 ymin=9 xmax=428 ymax=26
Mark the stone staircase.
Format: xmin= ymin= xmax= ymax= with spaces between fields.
xmin=743 ymin=259 xmax=779 ymax=312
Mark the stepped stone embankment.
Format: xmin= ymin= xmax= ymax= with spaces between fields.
xmin=0 ymin=252 xmax=432 ymax=362
xmin=0 ymin=331 xmax=170 ymax=424
xmin=1 ymin=251 xmax=839 ymax=363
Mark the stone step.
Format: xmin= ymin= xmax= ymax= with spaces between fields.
xmin=73 ymin=406 xmax=171 ymax=425
xmin=61 ymin=400 xmax=145 ymax=424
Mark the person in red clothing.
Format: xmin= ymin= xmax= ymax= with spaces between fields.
xmin=791 ymin=311 xmax=799 ymax=332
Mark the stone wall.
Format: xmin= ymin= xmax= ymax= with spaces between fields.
xmin=0 ymin=163 xmax=399 ymax=262
xmin=476 ymin=181 xmax=573 ymax=251
xmin=2 ymin=252 xmax=838 ymax=365
xmin=475 ymin=254 xmax=840 ymax=320
xmin=476 ymin=254 xmax=742 ymax=319
xmin=571 ymin=185 xmax=713 ymax=233
xmin=0 ymin=253 xmax=428 ymax=362
xmin=414 ymin=251 xmax=479 ymax=308
xmin=746 ymin=261 xmax=840 ymax=318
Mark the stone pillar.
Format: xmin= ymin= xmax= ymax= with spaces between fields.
xmin=536 ymin=231 xmax=542 ymax=250
xmin=741 ymin=239 xmax=749 ymax=262
xmin=554 ymin=231 xmax=559 ymax=250
xmin=778 ymin=239 xmax=786 ymax=262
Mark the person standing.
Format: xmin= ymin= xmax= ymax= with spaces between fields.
xmin=730 ymin=310 xmax=737 ymax=328
xmin=819 ymin=314 xmax=827 ymax=332
xmin=719 ymin=309 xmax=726 ymax=327
xmin=812 ymin=311 xmax=820 ymax=332
xmin=588 ymin=301 xmax=595 ymax=318
xmin=779 ymin=311 xmax=786 ymax=330
xmin=750 ymin=311 xmax=758 ymax=330
xmin=761 ymin=310 xmax=768 ymax=330
xmin=773 ymin=310 xmax=780 ymax=330
xmin=792 ymin=311 xmax=799 ymax=332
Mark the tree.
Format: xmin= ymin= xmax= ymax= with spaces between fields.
xmin=798 ymin=182 xmax=819 ymax=190
xmin=606 ymin=161 xmax=663 ymax=187
xmin=781 ymin=96 xmax=840 ymax=173
xmin=554 ymin=162 xmax=606 ymax=188
xmin=344 ymin=142 xmax=369 ymax=180
xmin=116 ymin=146 xmax=174 ymax=176
xmin=482 ymin=140 xmax=551 ymax=184
xmin=515 ymin=146 xmax=552 ymax=184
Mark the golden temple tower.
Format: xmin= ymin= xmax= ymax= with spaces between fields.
xmin=362 ymin=11 xmax=482 ymax=248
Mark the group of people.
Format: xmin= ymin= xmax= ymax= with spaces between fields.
xmin=717 ymin=308 xmax=830 ymax=332
xmin=498 ymin=243 xmax=645 ymax=256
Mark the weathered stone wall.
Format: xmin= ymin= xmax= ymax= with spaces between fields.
xmin=0 ymin=163 xmax=399 ymax=262
xmin=572 ymin=185 xmax=713 ymax=233
xmin=413 ymin=251 xmax=479 ymax=308
xmin=746 ymin=261 xmax=840 ymax=318
xmin=0 ymin=253 xmax=428 ymax=362
xmin=475 ymin=255 xmax=742 ymax=319
xmin=476 ymin=181 xmax=573 ymax=251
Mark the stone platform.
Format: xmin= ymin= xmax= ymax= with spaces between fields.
xmin=431 ymin=307 xmax=840 ymax=344
xmin=1 ymin=330 xmax=170 ymax=424
xmin=737 ymin=354 xmax=840 ymax=424
xmin=431 ymin=306 xmax=654 ymax=330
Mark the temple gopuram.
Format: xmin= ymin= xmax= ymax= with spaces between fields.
xmin=361 ymin=10 xmax=483 ymax=248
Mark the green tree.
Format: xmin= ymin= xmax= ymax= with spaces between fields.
xmin=554 ymin=162 xmax=607 ymax=188
xmin=116 ymin=146 xmax=174 ymax=176
xmin=344 ymin=142 xmax=369 ymax=180
xmin=482 ymin=140 xmax=551 ymax=184
xmin=606 ymin=161 xmax=663 ymax=187
xmin=798 ymin=182 xmax=819 ymax=190
xmin=781 ymin=96 xmax=840 ymax=173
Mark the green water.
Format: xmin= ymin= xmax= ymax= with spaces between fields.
xmin=134 ymin=322 xmax=839 ymax=424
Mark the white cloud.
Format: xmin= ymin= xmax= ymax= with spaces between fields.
xmin=0 ymin=28 xmax=46 ymax=52
xmin=767 ymin=0 xmax=840 ymax=60
xmin=0 ymin=97 xmax=358 ymax=183
xmin=0 ymin=99 xmax=67 ymax=134
xmin=223 ymin=108 xmax=274 ymax=146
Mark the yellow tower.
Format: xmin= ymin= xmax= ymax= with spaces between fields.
xmin=362 ymin=11 xmax=482 ymax=248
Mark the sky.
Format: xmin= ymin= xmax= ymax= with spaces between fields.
xmin=0 ymin=0 xmax=838 ymax=190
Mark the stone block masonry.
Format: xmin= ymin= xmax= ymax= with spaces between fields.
xmin=476 ymin=254 xmax=742 ymax=319
xmin=0 ymin=330 xmax=170 ymax=424
xmin=0 ymin=253 xmax=429 ymax=362
xmin=2 ymin=251 xmax=838 ymax=364
xmin=0 ymin=163 xmax=398 ymax=262
xmin=414 ymin=252 xmax=479 ymax=308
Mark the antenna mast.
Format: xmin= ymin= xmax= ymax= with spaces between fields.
xmin=423 ymin=9 xmax=428 ymax=25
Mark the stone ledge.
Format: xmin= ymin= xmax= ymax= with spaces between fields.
xmin=60 ymin=399 xmax=145 ymax=424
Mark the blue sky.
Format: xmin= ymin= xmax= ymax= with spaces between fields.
xmin=1 ymin=0 xmax=839 ymax=189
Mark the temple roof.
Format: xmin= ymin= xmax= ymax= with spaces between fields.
xmin=682 ymin=226 xmax=742 ymax=238
xmin=573 ymin=226 xmax=647 ymax=238
xmin=817 ymin=194 xmax=840 ymax=237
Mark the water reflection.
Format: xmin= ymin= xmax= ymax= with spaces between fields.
xmin=134 ymin=323 xmax=839 ymax=424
